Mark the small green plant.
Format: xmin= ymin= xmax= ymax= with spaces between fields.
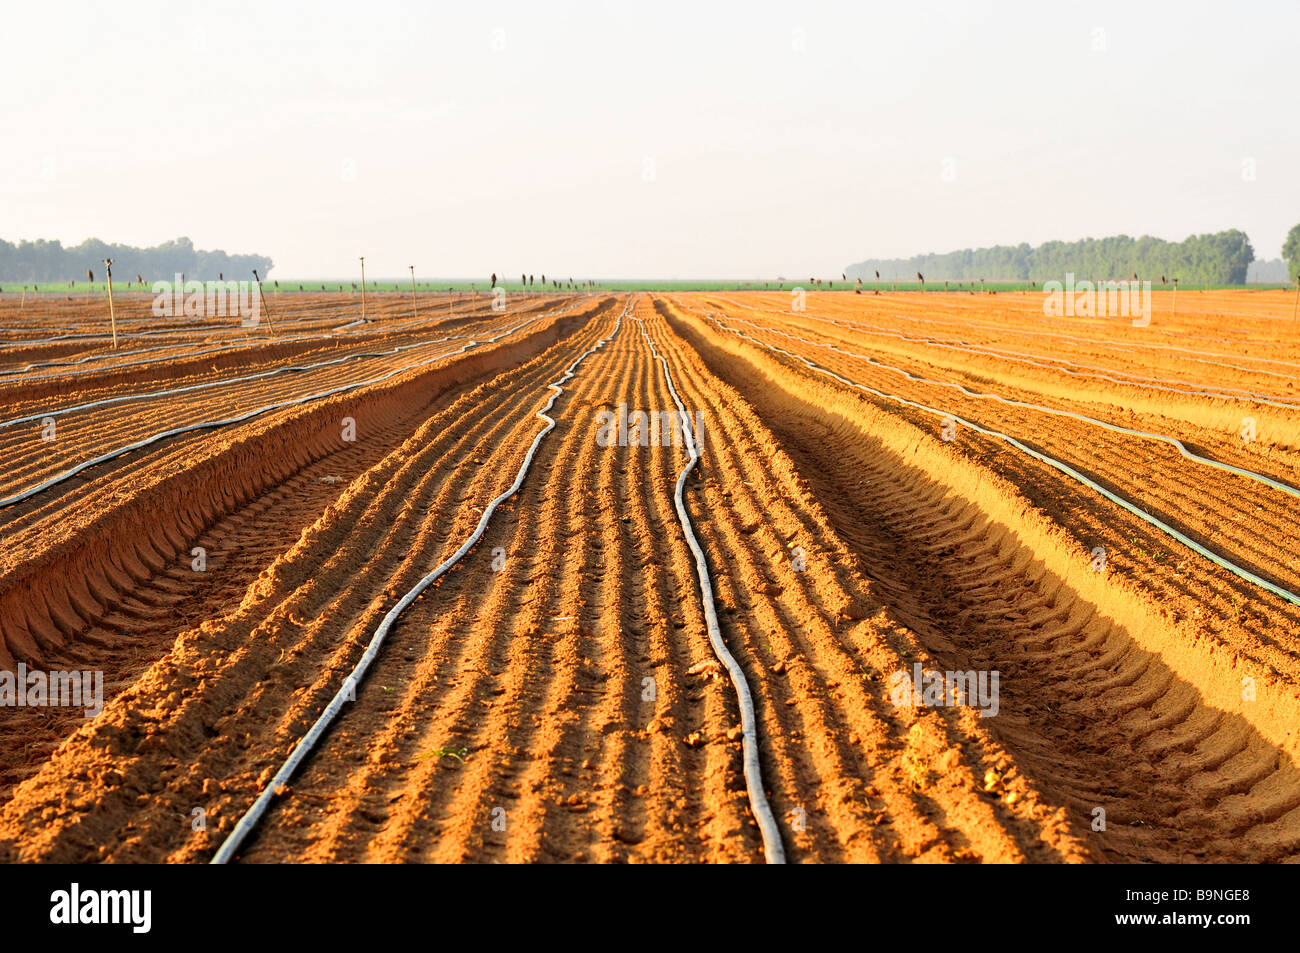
xmin=419 ymin=745 xmax=468 ymax=763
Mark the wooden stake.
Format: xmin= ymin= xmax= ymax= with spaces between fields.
xmin=104 ymin=258 xmax=118 ymax=349
xmin=252 ymin=269 xmax=276 ymax=335
xmin=360 ymin=257 xmax=367 ymax=321
xmin=409 ymin=266 xmax=418 ymax=319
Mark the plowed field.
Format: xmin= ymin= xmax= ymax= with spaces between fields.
xmin=0 ymin=289 xmax=1297 ymax=864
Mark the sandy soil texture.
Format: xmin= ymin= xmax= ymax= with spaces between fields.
xmin=0 ymin=289 xmax=1296 ymax=864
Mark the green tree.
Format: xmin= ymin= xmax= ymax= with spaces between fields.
xmin=0 ymin=235 xmax=272 ymax=282
xmin=1283 ymin=225 xmax=1300 ymax=283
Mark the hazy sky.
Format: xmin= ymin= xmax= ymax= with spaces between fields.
xmin=3 ymin=0 xmax=1296 ymax=278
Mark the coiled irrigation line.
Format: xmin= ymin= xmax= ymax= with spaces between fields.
xmin=0 ymin=313 xmax=549 ymax=509
xmin=702 ymin=310 xmax=1300 ymax=608
xmin=635 ymin=316 xmax=786 ymax=864
xmin=721 ymin=314 xmax=1300 ymax=500
xmin=211 ymin=306 xmax=628 ymax=863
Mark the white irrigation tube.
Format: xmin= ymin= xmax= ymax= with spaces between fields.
xmin=0 ymin=335 xmax=466 ymax=429
xmin=212 ymin=305 xmax=628 ymax=864
xmin=872 ymin=304 xmax=1300 ymax=372
xmin=718 ymin=295 xmax=1300 ymax=393
xmin=0 ymin=312 xmax=466 ymax=384
xmin=0 ymin=307 xmax=434 ymax=370
xmin=722 ymin=313 xmax=1300 ymax=501
xmin=880 ymin=325 xmax=1300 ymax=388
xmin=922 ymin=335 xmax=1300 ymax=394
xmin=0 ymin=299 xmax=537 ymax=382
xmin=878 ymin=325 xmax=1300 ymax=406
xmin=0 ymin=306 xmax=350 ymax=346
xmin=0 ymin=291 xmax=538 ymax=349
xmin=700 ymin=309 xmax=1300 ymax=608
xmin=635 ymin=315 xmax=785 ymax=865
xmin=813 ymin=314 xmax=1300 ymax=407
xmin=839 ymin=294 xmax=1255 ymax=348
xmin=722 ymin=295 xmax=1300 ymax=373
xmin=0 ymin=313 xmax=549 ymax=509
xmin=0 ymin=332 xmax=345 ymax=384
xmin=7 ymin=341 xmax=214 ymax=372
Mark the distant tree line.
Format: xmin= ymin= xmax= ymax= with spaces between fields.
xmin=0 ymin=236 xmax=273 ymax=283
xmin=846 ymin=230 xmax=1256 ymax=285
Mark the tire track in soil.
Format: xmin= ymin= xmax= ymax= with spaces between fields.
xmin=676 ymin=298 xmax=1300 ymax=679
xmin=0 ymin=410 xmax=411 ymax=804
xmin=663 ymin=299 xmax=1300 ymax=863
xmin=702 ymin=308 xmax=1300 ymax=600
xmin=641 ymin=303 xmax=1084 ymax=863
xmin=8 ymin=288 xmax=1297 ymax=864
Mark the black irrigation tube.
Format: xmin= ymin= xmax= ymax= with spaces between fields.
xmin=721 ymin=314 xmax=1300 ymax=499
xmin=0 ymin=326 xmax=359 ymax=382
xmin=693 ymin=304 xmax=1300 ymax=608
xmin=0 ymin=314 xmax=449 ymax=383
xmin=0 ymin=299 xmax=541 ymax=382
xmin=635 ymin=314 xmax=786 ymax=864
xmin=0 ymin=334 xmax=467 ymax=430
xmin=0 ymin=309 xmax=569 ymax=509
xmin=211 ymin=303 xmax=629 ymax=863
